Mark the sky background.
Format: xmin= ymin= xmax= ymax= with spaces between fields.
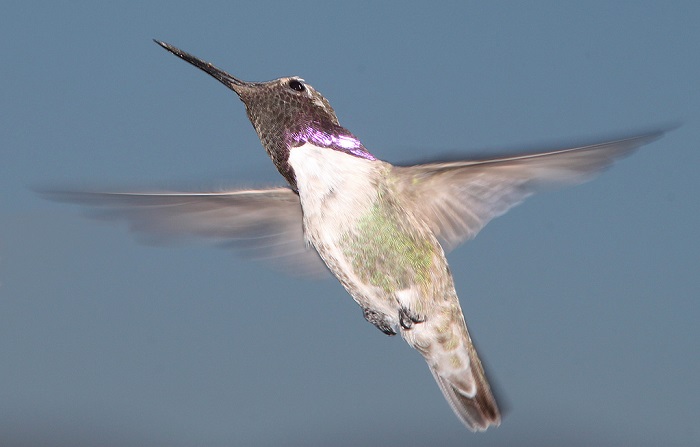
xmin=1 ymin=1 xmax=699 ymax=446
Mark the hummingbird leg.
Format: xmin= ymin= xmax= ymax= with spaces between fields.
xmin=362 ymin=308 xmax=397 ymax=336
xmin=399 ymin=306 xmax=426 ymax=330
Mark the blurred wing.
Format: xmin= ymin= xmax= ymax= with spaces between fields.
xmin=394 ymin=130 xmax=666 ymax=251
xmin=40 ymin=187 xmax=328 ymax=276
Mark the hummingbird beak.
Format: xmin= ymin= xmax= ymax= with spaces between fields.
xmin=154 ymin=40 xmax=254 ymax=97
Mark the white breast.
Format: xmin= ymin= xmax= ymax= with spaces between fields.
xmin=287 ymin=142 xmax=381 ymax=236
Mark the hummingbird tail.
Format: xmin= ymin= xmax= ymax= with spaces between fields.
xmin=405 ymin=311 xmax=501 ymax=431
xmin=427 ymin=351 xmax=500 ymax=432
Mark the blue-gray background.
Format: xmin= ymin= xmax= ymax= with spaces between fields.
xmin=2 ymin=2 xmax=698 ymax=446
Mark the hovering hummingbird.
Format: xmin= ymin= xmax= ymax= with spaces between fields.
xmin=44 ymin=40 xmax=668 ymax=431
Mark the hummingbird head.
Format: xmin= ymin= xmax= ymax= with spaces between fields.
xmin=155 ymin=40 xmax=375 ymax=189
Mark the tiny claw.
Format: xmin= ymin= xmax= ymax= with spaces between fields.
xmin=399 ymin=307 xmax=425 ymax=330
xmin=363 ymin=308 xmax=397 ymax=336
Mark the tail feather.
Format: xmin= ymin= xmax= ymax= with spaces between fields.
xmin=428 ymin=352 xmax=500 ymax=431
xmin=403 ymin=302 xmax=501 ymax=431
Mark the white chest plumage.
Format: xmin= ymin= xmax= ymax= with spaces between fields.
xmin=287 ymin=142 xmax=381 ymax=237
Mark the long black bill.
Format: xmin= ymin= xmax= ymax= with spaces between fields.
xmin=154 ymin=40 xmax=252 ymax=94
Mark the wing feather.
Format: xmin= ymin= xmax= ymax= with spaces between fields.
xmin=39 ymin=187 xmax=328 ymax=276
xmin=394 ymin=130 xmax=666 ymax=251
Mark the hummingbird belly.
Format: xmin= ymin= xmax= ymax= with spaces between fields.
xmin=289 ymin=142 xmax=446 ymax=324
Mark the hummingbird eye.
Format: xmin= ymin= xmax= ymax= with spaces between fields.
xmin=288 ymin=79 xmax=306 ymax=92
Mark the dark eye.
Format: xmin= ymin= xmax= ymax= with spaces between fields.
xmin=288 ymin=79 xmax=305 ymax=92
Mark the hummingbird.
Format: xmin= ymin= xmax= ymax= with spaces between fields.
xmin=44 ymin=40 xmax=668 ymax=431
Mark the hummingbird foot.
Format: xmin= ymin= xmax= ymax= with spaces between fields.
xmin=362 ymin=308 xmax=397 ymax=336
xmin=399 ymin=307 xmax=425 ymax=330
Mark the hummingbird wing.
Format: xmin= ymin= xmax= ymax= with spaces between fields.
xmin=39 ymin=188 xmax=328 ymax=276
xmin=394 ymin=130 xmax=666 ymax=251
